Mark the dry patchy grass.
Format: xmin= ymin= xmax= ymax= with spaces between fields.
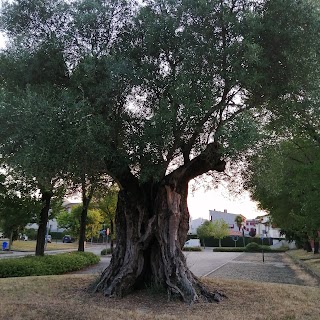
xmin=287 ymin=249 xmax=320 ymax=277
xmin=0 ymin=275 xmax=319 ymax=320
xmin=287 ymin=249 xmax=320 ymax=261
xmin=305 ymin=259 xmax=320 ymax=274
xmin=8 ymin=240 xmax=78 ymax=251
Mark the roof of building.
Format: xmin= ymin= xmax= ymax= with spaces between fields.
xmin=62 ymin=198 xmax=82 ymax=207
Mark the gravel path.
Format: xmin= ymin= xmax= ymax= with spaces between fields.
xmin=207 ymin=252 xmax=320 ymax=287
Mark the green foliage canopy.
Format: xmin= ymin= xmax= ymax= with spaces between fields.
xmin=1 ymin=0 xmax=319 ymax=187
xmin=57 ymin=205 xmax=104 ymax=240
xmin=197 ymin=221 xmax=214 ymax=239
xmin=211 ymin=219 xmax=230 ymax=247
xmin=245 ymin=137 xmax=320 ymax=241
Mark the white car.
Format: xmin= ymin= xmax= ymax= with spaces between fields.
xmin=184 ymin=239 xmax=201 ymax=248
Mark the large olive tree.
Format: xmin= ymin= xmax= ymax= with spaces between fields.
xmin=1 ymin=0 xmax=319 ymax=303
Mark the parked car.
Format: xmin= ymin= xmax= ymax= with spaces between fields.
xmin=184 ymin=239 xmax=201 ymax=248
xmin=62 ymin=235 xmax=73 ymax=243
xmin=22 ymin=235 xmax=28 ymax=241
xmin=45 ymin=235 xmax=52 ymax=243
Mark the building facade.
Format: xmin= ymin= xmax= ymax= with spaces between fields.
xmin=209 ymin=209 xmax=246 ymax=236
xmin=26 ymin=197 xmax=82 ymax=233
xmin=188 ymin=217 xmax=207 ymax=235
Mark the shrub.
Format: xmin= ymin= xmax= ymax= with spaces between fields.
xmin=213 ymin=247 xmax=245 ymax=252
xmin=213 ymin=244 xmax=289 ymax=253
xmin=24 ymin=228 xmax=37 ymax=240
xmin=270 ymin=246 xmax=289 ymax=252
xmin=0 ymin=252 xmax=100 ymax=278
xmin=182 ymin=247 xmax=202 ymax=252
xmin=244 ymin=242 xmax=262 ymax=252
xmin=100 ymin=248 xmax=112 ymax=255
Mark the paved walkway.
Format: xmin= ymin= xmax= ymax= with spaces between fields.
xmin=207 ymin=252 xmax=320 ymax=287
xmin=2 ymin=246 xmax=319 ymax=287
xmin=74 ymin=250 xmax=320 ymax=287
xmin=73 ymin=250 xmax=244 ymax=275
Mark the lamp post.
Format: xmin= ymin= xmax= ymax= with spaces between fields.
xmin=241 ymin=222 xmax=246 ymax=248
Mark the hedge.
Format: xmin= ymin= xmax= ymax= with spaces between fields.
xmin=213 ymin=243 xmax=289 ymax=253
xmin=187 ymin=234 xmax=274 ymax=247
xmin=213 ymin=247 xmax=245 ymax=252
xmin=182 ymin=247 xmax=202 ymax=252
xmin=0 ymin=252 xmax=100 ymax=278
xmin=101 ymin=248 xmax=112 ymax=255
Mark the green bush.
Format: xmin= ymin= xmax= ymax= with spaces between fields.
xmin=100 ymin=248 xmax=112 ymax=255
xmin=187 ymin=234 xmax=274 ymax=247
xmin=0 ymin=252 xmax=100 ymax=278
xmin=182 ymin=247 xmax=202 ymax=252
xmin=213 ymin=247 xmax=245 ymax=252
xmin=244 ymin=243 xmax=289 ymax=252
xmin=244 ymin=242 xmax=261 ymax=252
xmin=213 ymin=244 xmax=289 ymax=253
xmin=24 ymin=228 xmax=38 ymax=240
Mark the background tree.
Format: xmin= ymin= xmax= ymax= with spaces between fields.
xmin=212 ymin=219 xmax=229 ymax=248
xmin=245 ymin=137 xmax=320 ymax=253
xmin=234 ymin=215 xmax=244 ymax=232
xmin=57 ymin=205 xmax=103 ymax=241
xmin=197 ymin=221 xmax=214 ymax=248
xmin=0 ymin=40 xmax=73 ymax=255
xmin=92 ymin=184 xmax=118 ymax=253
xmin=1 ymin=0 xmax=319 ymax=303
xmin=0 ymin=171 xmax=40 ymax=249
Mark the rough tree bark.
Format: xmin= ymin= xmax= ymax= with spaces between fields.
xmin=313 ymin=231 xmax=319 ymax=254
xmin=78 ymin=197 xmax=90 ymax=252
xmin=95 ymin=143 xmax=227 ymax=304
xmin=109 ymin=218 xmax=114 ymax=254
xmin=35 ymin=190 xmax=53 ymax=256
xmin=78 ymin=177 xmax=94 ymax=252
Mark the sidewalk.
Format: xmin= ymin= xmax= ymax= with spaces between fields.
xmin=208 ymin=252 xmax=320 ymax=287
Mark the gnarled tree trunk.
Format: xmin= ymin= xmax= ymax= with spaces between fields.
xmin=35 ymin=191 xmax=53 ymax=256
xmin=78 ymin=177 xmax=94 ymax=252
xmin=95 ymin=143 xmax=226 ymax=303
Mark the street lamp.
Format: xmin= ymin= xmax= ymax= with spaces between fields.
xmin=241 ymin=222 xmax=246 ymax=248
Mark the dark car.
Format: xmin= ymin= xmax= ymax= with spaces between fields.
xmin=62 ymin=235 xmax=73 ymax=243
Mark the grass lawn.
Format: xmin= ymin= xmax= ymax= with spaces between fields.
xmin=0 ymin=275 xmax=319 ymax=320
xmin=0 ymin=240 xmax=77 ymax=252
xmin=287 ymin=249 xmax=320 ymax=261
xmin=287 ymin=249 xmax=320 ymax=275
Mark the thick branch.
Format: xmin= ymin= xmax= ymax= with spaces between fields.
xmin=168 ymin=142 xmax=225 ymax=185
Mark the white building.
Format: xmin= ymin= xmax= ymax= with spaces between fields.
xmin=188 ymin=217 xmax=207 ymax=235
xmin=255 ymin=215 xmax=284 ymax=239
xmin=26 ymin=197 xmax=81 ymax=232
xmin=209 ymin=209 xmax=246 ymax=236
